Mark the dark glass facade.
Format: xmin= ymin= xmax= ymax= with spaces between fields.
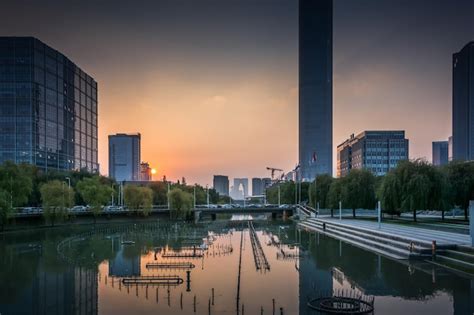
xmin=337 ymin=131 xmax=409 ymax=177
xmin=452 ymin=41 xmax=474 ymax=161
xmin=0 ymin=37 xmax=98 ymax=172
xmin=108 ymin=133 xmax=141 ymax=181
xmin=432 ymin=141 xmax=449 ymax=166
xmin=299 ymin=0 xmax=333 ymax=180
xmin=213 ymin=175 xmax=229 ymax=196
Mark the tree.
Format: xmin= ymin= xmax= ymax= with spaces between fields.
xmin=168 ymin=188 xmax=193 ymax=219
xmin=124 ymin=185 xmax=153 ymax=216
xmin=149 ymin=181 xmax=168 ymax=205
xmin=378 ymin=172 xmax=401 ymax=215
xmin=0 ymin=162 xmax=33 ymax=230
xmin=327 ymin=179 xmax=343 ymax=217
xmin=341 ymin=169 xmax=376 ymax=218
xmin=76 ymin=176 xmax=114 ymax=223
xmin=309 ymin=174 xmax=333 ymax=209
xmin=444 ymin=161 xmax=474 ymax=220
xmin=40 ymin=180 xmax=74 ymax=226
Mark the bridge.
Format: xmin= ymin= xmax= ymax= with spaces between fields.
xmin=11 ymin=204 xmax=317 ymax=222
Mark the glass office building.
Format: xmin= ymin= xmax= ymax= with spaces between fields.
xmin=337 ymin=131 xmax=409 ymax=177
xmin=452 ymin=41 xmax=474 ymax=161
xmin=432 ymin=140 xmax=449 ymax=166
xmin=108 ymin=133 xmax=141 ymax=181
xmin=0 ymin=37 xmax=98 ymax=172
xmin=299 ymin=0 xmax=333 ymax=180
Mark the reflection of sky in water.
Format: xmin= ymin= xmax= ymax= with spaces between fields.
xmin=0 ymin=221 xmax=472 ymax=314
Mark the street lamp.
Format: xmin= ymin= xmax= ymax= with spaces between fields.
xmin=193 ymin=184 xmax=196 ymax=209
xmin=206 ymin=185 xmax=210 ymax=208
xmin=65 ymin=177 xmax=71 ymax=207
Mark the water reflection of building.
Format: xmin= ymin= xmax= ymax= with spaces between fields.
xmin=298 ymin=231 xmax=333 ymax=315
xmin=1 ymin=266 xmax=98 ymax=315
xmin=108 ymin=238 xmax=141 ymax=277
xmin=298 ymin=228 xmax=474 ymax=315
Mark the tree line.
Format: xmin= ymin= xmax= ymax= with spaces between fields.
xmin=266 ymin=160 xmax=474 ymax=221
xmin=0 ymin=162 xmax=225 ymax=229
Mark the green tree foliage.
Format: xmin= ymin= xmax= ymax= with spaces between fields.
xmin=124 ymin=185 xmax=153 ymax=216
xmin=76 ymin=176 xmax=114 ymax=222
xmin=443 ymin=161 xmax=474 ymax=219
xmin=168 ymin=188 xmax=193 ymax=219
xmin=40 ymin=180 xmax=74 ymax=226
xmin=327 ymin=178 xmax=342 ymax=212
xmin=309 ymin=174 xmax=333 ymax=209
xmin=378 ymin=172 xmax=401 ymax=215
xmin=149 ymin=181 xmax=168 ymax=205
xmin=0 ymin=162 xmax=33 ymax=229
xmin=341 ymin=169 xmax=376 ymax=218
xmin=383 ymin=159 xmax=449 ymax=221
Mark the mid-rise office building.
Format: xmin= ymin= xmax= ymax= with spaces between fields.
xmin=230 ymin=178 xmax=248 ymax=200
xmin=0 ymin=37 xmax=98 ymax=171
xmin=108 ymin=133 xmax=141 ymax=181
xmin=262 ymin=177 xmax=272 ymax=190
xmin=432 ymin=141 xmax=449 ymax=166
xmin=213 ymin=175 xmax=229 ymax=196
xmin=452 ymin=41 xmax=474 ymax=161
xmin=252 ymin=178 xmax=263 ymax=196
xmin=337 ymin=131 xmax=409 ymax=177
xmin=299 ymin=0 xmax=333 ymax=180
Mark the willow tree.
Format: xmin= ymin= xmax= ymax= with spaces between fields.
xmin=40 ymin=180 xmax=74 ymax=226
xmin=77 ymin=176 xmax=114 ymax=223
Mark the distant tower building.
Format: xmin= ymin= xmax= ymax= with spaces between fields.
xmin=432 ymin=141 xmax=449 ymax=166
xmin=0 ymin=37 xmax=99 ymax=172
xmin=452 ymin=41 xmax=474 ymax=161
xmin=231 ymin=178 xmax=248 ymax=200
xmin=299 ymin=0 xmax=333 ymax=180
xmin=140 ymin=162 xmax=152 ymax=181
xmin=252 ymin=178 xmax=263 ymax=196
xmin=108 ymin=133 xmax=141 ymax=181
xmin=337 ymin=131 xmax=409 ymax=177
xmin=213 ymin=175 xmax=229 ymax=196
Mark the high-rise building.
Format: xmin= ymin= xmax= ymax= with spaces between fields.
xmin=213 ymin=175 xmax=229 ymax=196
xmin=432 ymin=141 xmax=449 ymax=166
xmin=231 ymin=178 xmax=248 ymax=200
xmin=452 ymin=41 xmax=474 ymax=161
xmin=299 ymin=0 xmax=333 ymax=180
xmin=337 ymin=131 xmax=409 ymax=177
xmin=108 ymin=133 xmax=141 ymax=181
xmin=252 ymin=178 xmax=263 ymax=196
xmin=262 ymin=177 xmax=272 ymax=190
xmin=0 ymin=37 xmax=98 ymax=172
xmin=140 ymin=161 xmax=152 ymax=181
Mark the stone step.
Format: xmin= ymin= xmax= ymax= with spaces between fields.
xmin=439 ymin=249 xmax=474 ymax=264
xmin=303 ymin=219 xmax=431 ymax=254
xmin=298 ymin=221 xmax=416 ymax=260
xmin=307 ymin=218 xmax=458 ymax=249
xmin=434 ymin=254 xmax=474 ymax=273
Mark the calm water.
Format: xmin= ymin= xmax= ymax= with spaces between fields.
xmin=0 ymin=218 xmax=473 ymax=315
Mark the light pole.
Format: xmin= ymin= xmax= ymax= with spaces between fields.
xmin=278 ymin=184 xmax=281 ymax=207
xmin=206 ymin=185 xmax=210 ymax=208
xmin=193 ymin=184 xmax=196 ymax=209
xmin=65 ymin=177 xmax=71 ymax=207
xmin=111 ymin=184 xmax=115 ymax=206
xmin=167 ymin=181 xmax=170 ymax=209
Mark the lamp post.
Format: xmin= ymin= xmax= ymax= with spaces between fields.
xmin=206 ymin=185 xmax=210 ymax=208
xmin=193 ymin=184 xmax=196 ymax=209
xmin=167 ymin=181 xmax=170 ymax=209
xmin=278 ymin=184 xmax=281 ymax=207
xmin=65 ymin=177 xmax=71 ymax=207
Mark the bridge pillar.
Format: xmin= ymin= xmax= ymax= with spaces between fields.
xmin=211 ymin=213 xmax=217 ymax=221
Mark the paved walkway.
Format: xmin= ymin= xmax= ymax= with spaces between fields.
xmin=316 ymin=218 xmax=472 ymax=246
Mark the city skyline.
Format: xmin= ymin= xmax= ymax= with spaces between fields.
xmin=0 ymin=0 xmax=472 ymax=185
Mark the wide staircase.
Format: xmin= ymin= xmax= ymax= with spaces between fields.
xmin=299 ymin=217 xmax=474 ymax=276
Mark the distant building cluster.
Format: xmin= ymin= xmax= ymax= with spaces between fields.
xmin=337 ymin=131 xmax=409 ymax=177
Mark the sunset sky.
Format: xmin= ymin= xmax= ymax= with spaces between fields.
xmin=1 ymin=0 xmax=473 ymax=185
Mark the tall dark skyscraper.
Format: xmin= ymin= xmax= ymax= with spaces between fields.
xmin=0 ymin=37 xmax=99 ymax=172
xmin=432 ymin=140 xmax=449 ymax=166
xmin=299 ymin=0 xmax=333 ymax=181
xmin=452 ymin=41 xmax=474 ymax=161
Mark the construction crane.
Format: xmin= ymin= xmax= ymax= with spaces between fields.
xmin=266 ymin=167 xmax=284 ymax=180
